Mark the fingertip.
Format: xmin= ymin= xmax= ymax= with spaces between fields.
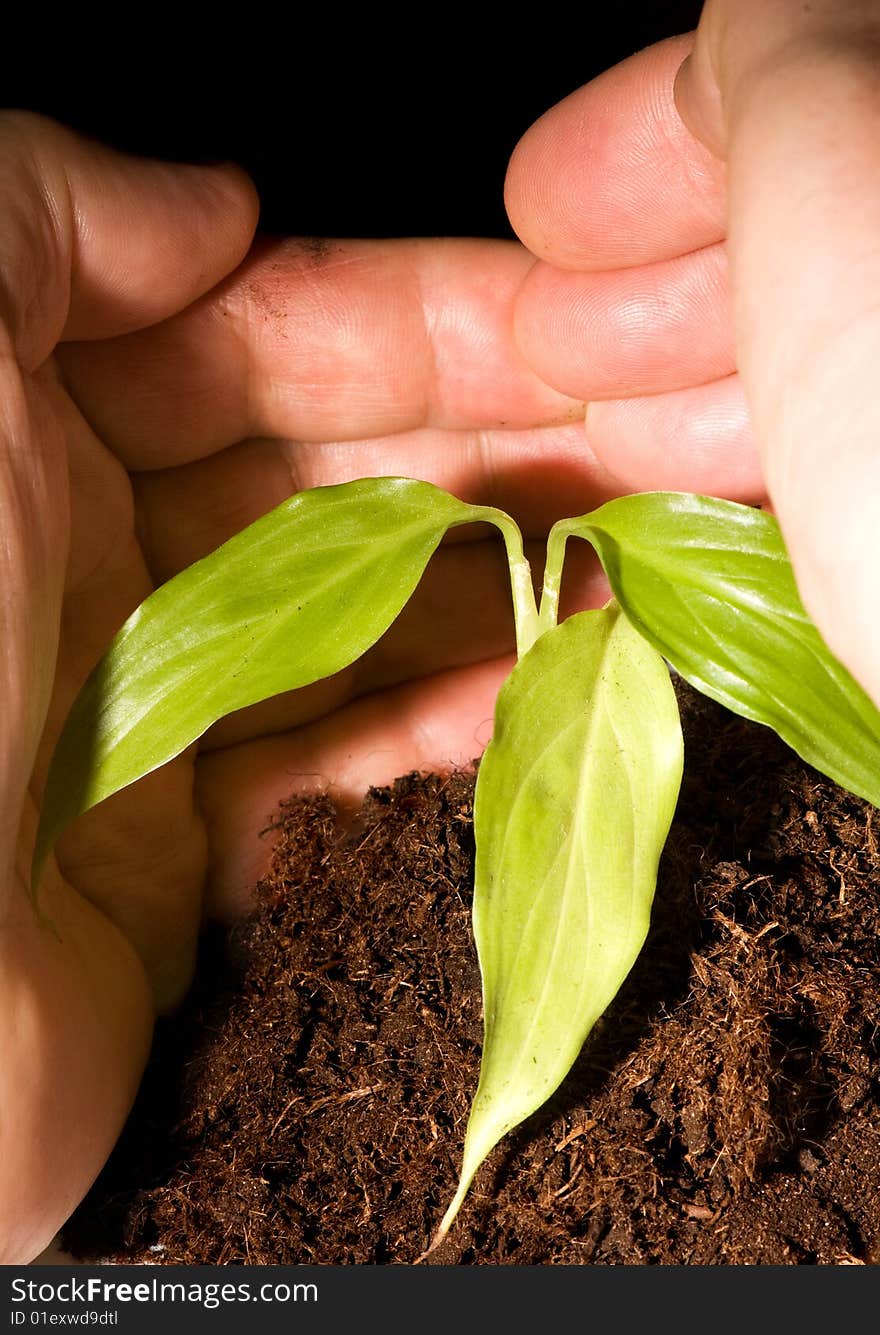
xmin=0 ymin=112 xmax=263 ymax=362
xmin=184 ymin=157 xmax=261 ymax=259
xmin=63 ymin=145 xmax=261 ymax=341
xmin=505 ymin=33 xmax=724 ymax=272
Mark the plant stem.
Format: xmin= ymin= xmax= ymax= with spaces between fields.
xmin=538 ymin=519 xmax=575 ymax=635
xmin=481 ymin=508 xmax=540 ymax=657
xmin=509 ymin=557 xmax=540 ymax=656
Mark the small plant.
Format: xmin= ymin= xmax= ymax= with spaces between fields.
xmin=33 ymin=479 xmax=880 ymax=1249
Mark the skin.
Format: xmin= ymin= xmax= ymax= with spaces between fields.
xmin=506 ymin=0 xmax=880 ymax=704
xmin=5 ymin=0 xmax=880 ymax=1261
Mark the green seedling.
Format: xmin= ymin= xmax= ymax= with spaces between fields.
xmin=33 ymin=479 xmax=880 ymax=1249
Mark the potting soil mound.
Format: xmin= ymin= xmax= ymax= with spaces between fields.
xmin=63 ymin=683 xmax=880 ymax=1264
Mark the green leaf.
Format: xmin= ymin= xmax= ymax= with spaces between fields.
xmin=34 ymin=477 xmax=499 ymax=890
xmin=561 ymin=492 xmax=880 ymax=809
xmin=434 ymin=604 xmax=683 ymax=1243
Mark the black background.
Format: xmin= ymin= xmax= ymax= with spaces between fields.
xmin=5 ymin=5 xmax=703 ymax=238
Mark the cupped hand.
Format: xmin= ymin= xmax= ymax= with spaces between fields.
xmin=505 ymin=0 xmax=880 ymax=707
xmin=0 ymin=113 xmax=616 ymax=1262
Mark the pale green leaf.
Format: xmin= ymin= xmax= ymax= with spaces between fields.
xmin=435 ymin=604 xmax=683 ymax=1241
xmin=34 ymin=477 xmax=499 ymax=889
xmin=561 ymin=492 xmax=880 ymax=808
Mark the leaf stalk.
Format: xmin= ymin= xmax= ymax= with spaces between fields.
xmin=479 ymin=508 xmax=540 ymax=657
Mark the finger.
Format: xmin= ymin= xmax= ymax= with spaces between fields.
xmin=585 ymin=374 xmax=764 ymax=500
xmin=512 ymin=241 xmax=733 ymax=400
xmin=58 ymin=237 xmax=582 ymax=470
xmin=504 ymin=33 xmax=726 ymax=272
xmin=132 ymin=422 xmax=620 ymax=584
xmin=0 ymin=813 xmax=152 ymax=1262
xmin=0 ymin=112 xmax=258 ymax=369
xmin=676 ymin=0 xmax=880 ymax=702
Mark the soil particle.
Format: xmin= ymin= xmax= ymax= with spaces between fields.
xmin=63 ymin=682 xmax=880 ymax=1264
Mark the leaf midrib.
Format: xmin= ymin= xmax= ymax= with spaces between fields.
xmin=482 ymin=623 xmax=619 ymax=1118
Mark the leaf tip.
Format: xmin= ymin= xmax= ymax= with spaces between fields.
xmin=419 ymin=1176 xmax=473 ymax=1262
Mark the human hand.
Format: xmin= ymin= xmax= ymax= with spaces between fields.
xmin=505 ymin=1 xmax=880 ymax=707
xmin=1 ymin=114 xmax=612 ymax=1262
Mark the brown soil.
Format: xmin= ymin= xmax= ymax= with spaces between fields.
xmin=63 ymin=681 xmax=880 ymax=1264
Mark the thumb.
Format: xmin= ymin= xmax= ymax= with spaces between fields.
xmin=0 ymin=111 xmax=259 ymax=369
xmin=673 ymin=1 xmax=880 ymax=707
